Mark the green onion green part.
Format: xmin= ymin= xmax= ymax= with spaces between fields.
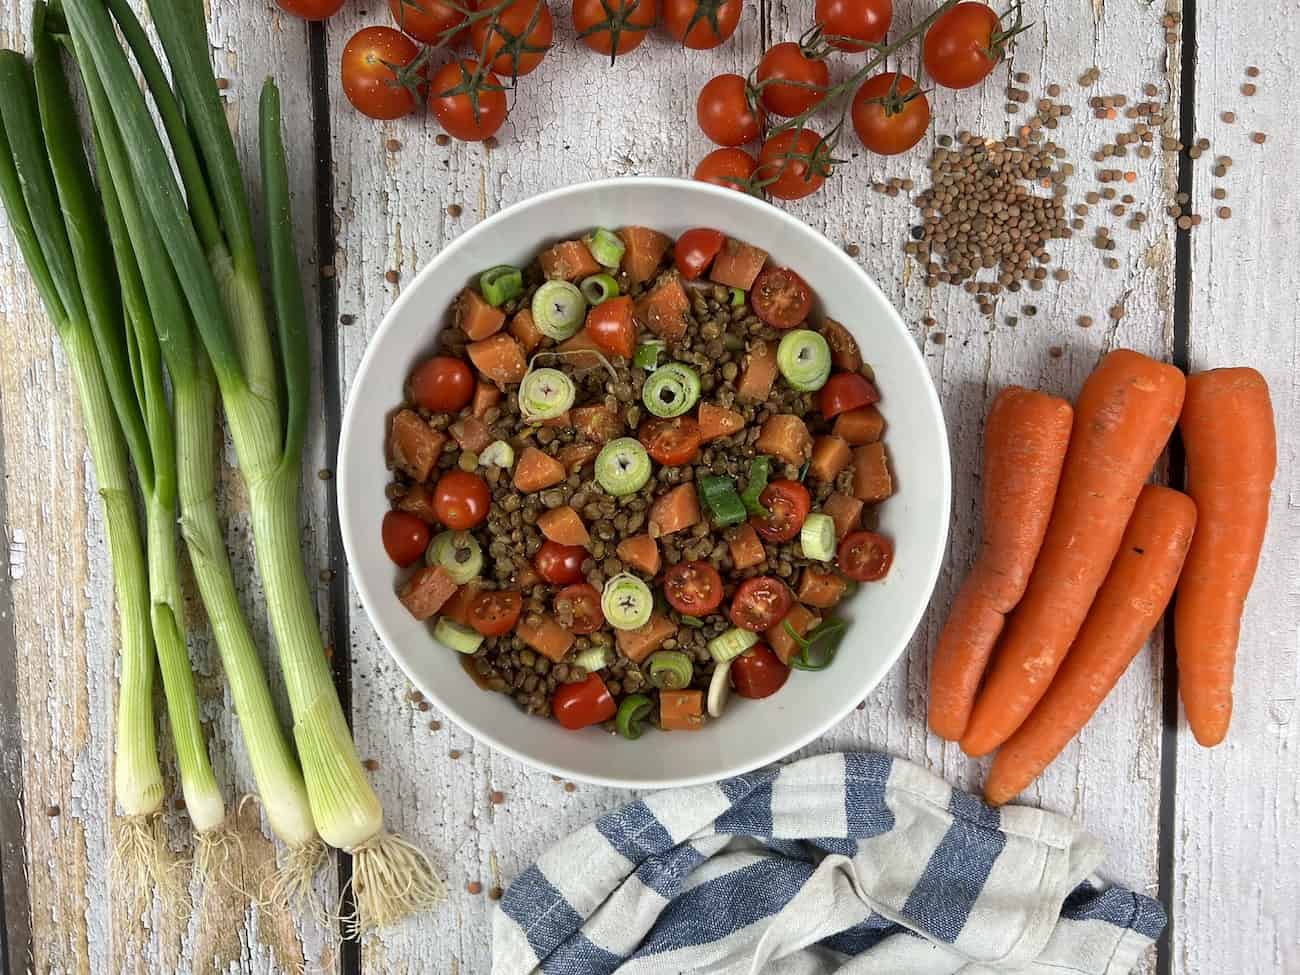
xmin=729 ymin=287 xmax=745 ymax=307
xmin=708 ymin=627 xmax=759 ymax=664
xmin=585 ymin=227 xmax=625 ymax=268
xmin=519 ymin=367 xmax=576 ymax=421
xmin=479 ymin=265 xmax=523 ymax=307
xmin=426 ymin=531 xmax=483 ymax=584
xmin=647 ymin=650 xmax=693 ymax=690
xmin=579 ymin=272 xmax=619 ymax=305
xmin=595 ymin=438 xmax=652 ymax=496
xmin=434 ymin=618 xmax=484 ymax=654
xmin=777 ymin=329 xmax=832 ymax=392
xmin=531 ymin=280 xmax=586 ymax=339
xmin=601 ymin=574 xmax=654 ymax=630
xmin=642 ymin=363 xmax=701 ymax=418
xmin=678 ymin=615 xmax=706 ymax=628
xmin=633 ymin=339 xmax=665 ymax=371
xmin=740 ymin=456 xmax=772 ymax=516
xmin=615 ymin=694 xmax=653 ymax=739
xmin=699 ymin=475 xmax=747 ymax=527
xmin=800 ymin=513 xmax=836 ymax=561
xmin=785 ymin=618 xmax=848 ymax=672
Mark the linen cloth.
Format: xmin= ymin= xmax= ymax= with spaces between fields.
xmin=492 ymin=752 xmax=1163 ymax=974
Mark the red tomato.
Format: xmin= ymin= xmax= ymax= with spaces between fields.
xmin=573 ymin=0 xmax=657 ymax=57
xmin=341 ymin=27 xmax=422 ymax=121
xmin=852 ymin=72 xmax=930 ymax=155
xmin=923 ymin=2 xmax=1005 ymax=89
xmin=697 ymin=74 xmax=762 ymax=147
xmin=757 ymin=129 xmax=830 ymax=200
xmin=693 ymin=147 xmax=757 ymax=190
xmin=554 ymin=584 xmax=605 ymax=634
xmin=751 ymin=480 xmax=811 ymax=543
xmin=815 ymin=0 xmax=892 ymax=51
xmin=534 ymin=540 xmax=587 ymax=585
xmin=469 ymin=589 xmax=523 ymax=636
xmin=663 ymin=560 xmax=724 ymax=615
xmin=552 ymin=673 xmax=617 ymax=729
xmin=585 ymin=296 xmax=636 ymax=358
xmin=729 ymin=576 xmax=793 ymax=632
xmin=278 ymin=0 xmax=343 ymax=19
xmin=730 ymin=644 xmax=790 ymax=698
xmin=381 ymin=510 xmax=431 ymax=567
xmin=429 ymin=59 xmax=508 ymax=142
xmin=750 ymin=266 xmax=812 ymax=328
xmin=470 ymin=0 xmax=554 ymax=78
xmin=838 ymin=530 xmax=894 ymax=581
xmin=638 ymin=416 xmax=702 ymax=466
xmin=388 ymin=0 xmax=465 ymax=42
xmin=674 ymin=228 xmax=726 ymax=279
xmin=664 ymin=0 xmax=743 ymax=49
xmin=819 ymin=372 xmax=880 ymax=418
xmin=432 ymin=471 xmax=491 ymax=530
xmin=755 ymin=43 xmax=829 ymax=118
xmin=409 ymin=355 xmax=475 ymax=413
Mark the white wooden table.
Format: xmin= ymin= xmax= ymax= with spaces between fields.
xmin=1 ymin=1 xmax=1295 ymax=971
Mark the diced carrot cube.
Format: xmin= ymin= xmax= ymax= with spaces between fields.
xmin=537 ymin=506 xmax=590 ymax=547
xmin=736 ymin=340 xmax=778 ymax=402
xmin=557 ymin=442 xmax=600 ymax=472
xmin=698 ymin=402 xmax=744 ymax=442
xmin=555 ymin=329 xmax=606 ymax=369
xmin=572 ymin=404 xmax=622 ymax=443
xmin=755 ymin=414 xmax=813 ymax=466
xmin=797 ymin=568 xmax=850 ymax=609
xmin=516 ymin=612 xmax=575 ymax=662
xmin=450 ymin=415 xmax=492 ymax=454
xmin=442 ymin=580 xmax=486 ymax=627
xmin=617 ymin=226 xmax=672 ymax=284
xmin=509 ymin=308 xmax=544 ymax=353
xmin=541 ymin=410 xmax=572 ymax=429
xmin=726 ymin=521 xmax=765 ymax=570
xmin=648 ymin=483 xmax=700 ymax=537
xmin=833 ymin=405 xmax=884 ymax=445
xmin=809 ymin=435 xmax=852 ymax=482
xmin=616 ymin=533 xmax=660 ymax=576
xmin=659 ymin=689 xmax=705 ymax=731
xmin=467 ymin=333 xmax=527 ymax=387
xmin=633 ymin=275 xmax=691 ymax=343
xmin=539 ymin=239 xmax=601 ymax=281
xmin=395 ymin=482 xmax=439 ymax=523
xmin=616 ymin=614 xmax=677 ymax=663
xmin=472 ymin=380 xmax=501 ymax=418
xmin=513 ymin=447 xmax=567 ymax=493
xmin=819 ymin=318 xmax=862 ymax=372
xmin=398 ymin=566 xmax=458 ymax=621
xmin=458 ymin=288 xmax=507 ymax=341
xmin=767 ymin=604 xmax=821 ymax=665
xmin=389 ymin=409 xmax=445 ymax=482
xmin=821 ymin=492 xmax=864 ymax=539
xmin=709 ymin=238 xmax=768 ymax=290
xmin=851 ymin=441 xmax=893 ymax=502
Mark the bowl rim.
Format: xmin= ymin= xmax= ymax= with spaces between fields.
xmin=337 ymin=176 xmax=951 ymax=790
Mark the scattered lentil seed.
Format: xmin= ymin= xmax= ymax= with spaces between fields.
xmin=447 ymin=203 xmax=463 ymax=217
xmin=1176 ymin=192 xmax=1190 ymax=204
xmin=46 ymin=804 xmax=60 ymax=817
xmin=1078 ymin=314 xmax=1093 ymax=328
xmin=1222 ymin=111 xmax=1236 ymax=123
xmin=1253 ymin=132 xmax=1267 ymax=144
xmin=216 ymin=77 xmax=230 ymax=90
xmin=931 ymin=332 xmax=946 ymax=345
xmin=563 ymin=782 xmax=576 ymax=792
xmin=385 ymin=138 xmax=402 ymax=152
xmin=467 ymin=881 xmax=483 ymax=895
xmin=363 ymin=758 xmax=380 ymax=771
xmin=450 ymin=749 xmax=462 ymax=759
xmin=1245 ymin=65 xmax=1260 ymax=77
xmin=490 ymin=886 xmax=504 ymax=901
xmin=340 ymin=313 xmax=356 ymax=326
xmin=1214 ymin=165 xmax=1227 ymax=178
xmin=1177 ymin=216 xmax=1193 ymax=230
xmin=491 ymin=790 xmax=506 ymax=804
xmin=1218 ymin=206 xmax=1232 ymax=219
xmin=1048 ymin=346 xmax=1063 ymax=358
xmin=429 ymin=719 xmax=442 ymax=730
xmin=385 ymin=269 xmax=400 ymax=283
xmin=436 ymin=133 xmax=451 ymax=146
xmin=845 ymin=243 xmax=860 ymax=256
xmin=1015 ymin=71 xmax=1030 ymax=83
xmin=320 ymin=264 xmax=336 ymax=278
xmin=1242 ymin=83 xmax=1257 ymax=96
xmin=1109 ymin=305 xmax=1125 ymax=320
xmin=484 ymin=136 xmax=499 ymax=149
xmin=1212 ymin=187 xmax=1227 ymax=200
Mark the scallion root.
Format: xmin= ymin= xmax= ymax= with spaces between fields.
xmin=111 ymin=814 xmax=174 ymax=918
xmin=193 ymin=823 xmax=251 ymax=899
xmin=263 ymin=838 xmax=328 ymax=916
xmin=342 ymin=832 xmax=445 ymax=936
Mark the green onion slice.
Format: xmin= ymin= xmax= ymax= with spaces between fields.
xmin=786 ymin=618 xmax=849 ymax=672
xmin=579 ymin=272 xmax=619 ymax=305
xmin=777 ymin=329 xmax=832 ymax=392
xmin=699 ymin=475 xmax=747 ymax=527
xmin=642 ymin=363 xmax=701 ymax=418
xmin=615 ymin=693 xmax=653 ymax=739
xmin=647 ymin=650 xmax=693 ymax=690
xmin=739 ymin=456 xmax=772 ymax=516
xmin=573 ymin=644 xmax=611 ymax=672
xmin=708 ymin=627 xmax=759 ymax=663
xmin=585 ymin=227 xmax=625 ymax=268
xmin=479 ymin=265 xmax=523 ymax=307
xmin=427 ymin=531 xmax=484 ymax=584
xmin=434 ymin=617 xmax=484 ymax=654
xmin=531 ymin=280 xmax=586 ymax=340
xmin=480 ymin=440 xmax=515 ymax=468
xmin=707 ymin=660 xmax=732 ymax=717
xmin=601 ymin=574 xmax=654 ymax=630
xmin=519 ymin=367 xmax=576 ymax=421
xmin=800 ymin=513 xmax=836 ymax=561
xmin=634 ymin=339 xmax=666 ymax=371
xmin=595 ymin=438 xmax=651 ymax=496
xmin=729 ymin=287 xmax=746 ymax=307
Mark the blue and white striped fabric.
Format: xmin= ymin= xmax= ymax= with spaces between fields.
xmin=493 ymin=753 xmax=1164 ymax=974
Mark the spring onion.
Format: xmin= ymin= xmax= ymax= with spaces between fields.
xmin=480 ymin=440 xmax=515 ymax=468
xmin=647 ymin=650 xmax=693 ymax=690
xmin=699 ymin=475 xmax=747 ymax=527
xmin=427 ymin=531 xmax=483 ymax=584
xmin=739 ymin=456 xmax=772 ymax=516
xmin=707 ymin=661 xmax=732 ymax=717
xmin=573 ymin=645 xmax=611 ymax=672
xmin=518 ymin=367 xmax=576 ymax=421
xmin=615 ymin=694 xmax=653 ymax=739
xmin=585 ymin=227 xmax=625 ymax=267
xmin=777 ymin=329 xmax=832 ymax=392
xmin=708 ymin=627 xmax=759 ymax=663
xmin=678 ymin=615 xmax=706 ymax=628
xmin=434 ymin=618 xmax=484 ymax=654
xmin=479 ymin=264 xmax=523 ymax=307
xmin=601 ymin=574 xmax=654 ymax=630
xmin=800 ymin=513 xmax=836 ymax=561
xmin=785 ymin=618 xmax=849 ymax=672
xmin=579 ymin=272 xmax=619 ymax=305
xmin=634 ymin=339 xmax=665 ymax=371
xmin=531 ymin=280 xmax=586 ymax=340
xmin=729 ymin=287 xmax=746 ymax=307
xmin=595 ymin=438 xmax=651 ymax=496
xmin=642 ymin=363 xmax=701 ymax=418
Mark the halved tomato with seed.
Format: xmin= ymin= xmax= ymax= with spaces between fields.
xmin=663 ymin=560 xmax=724 ymax=616
xmin=469 ymin=589 xmax=523 ymax=636
xmin=751 ymin=480 xmax=811 ymax=543
xmin=838 ymin=530 xmax=894 ymax=581
xmin=639 ymin=416 xmax=703 ymax=466
xmin=554 ymin=583 xmax=605 ymax=634
xmin=750 ymin=266 xmax=813 ymax=329
xmin=729 ymin=576 xmax=793 ymax=632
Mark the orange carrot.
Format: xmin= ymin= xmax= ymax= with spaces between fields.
xmin=819 ymin=318 xmax=862 ymax=372
xmin=736 ymin=340 xmax=778 ymax=402
xmin=472 ymin=380 xmax=501 ymax=418
xmin=395 ymin=482 xmax=439 ymax=524
xmin=616 ymin=533 xmax=660 ymax=576
xmin=516 ymin=613 xmax=575 ymax=662
xmin=442 ymin=580 xmax=486 ymax=627
xmin=809 ymin=435 xmax=852 ymax=482
xmin=1175 ymin=367 xmax=1276 ymax=747
xmin=555 ymin=329 xmax=607 ymax=369
xmin=726 ymin=522 xmax=765 ymax=570
xmin=960 ymin=351 xmax=1186 ymax=756
xmin=572 ymin=404 xmax=622 ymax=443
xmin=513 ymin=447 xmax=567 ymax=493
xmin=616 ymin=614 xmax=677 ymax=663
xmin=659 ymin=690 xmax=705 ymax=730
xmin=767 ymin=604 xmax=821 ymax=665
xmin=399 ymin=566 xmax=458 ymax=620
xmin=540 ymin=410 xmax=572 ymax=429
xmin=450 ymin=414 xmax=491 ymax=454
xmin=539 ymin=239 xmax=601 ymax=281
xmin=458 ymin=288 xmax=506 ymax=340
xmin=796 ymin=568 xmax=849 ymax=609
xmin=698 ymin=402 xmax=745 ymax=442
xmin=537 ymin=505 xmax=590 ymax=547
xmin=755 ymin=414 xmax=812 ymax=466
xmin=557 ymin=442 xmax=600 ymax=472
xmin=634 ymin=275 xmax=691 ymax=342
xmin=821 ymin=492 xmax=863 ymax=539
xmin=833 ymin=405 xmax=884 ymax=445
xmin=467 ymin=333 xmax=527 ymax=386
xmin=617 ymin=226 xmax=672 ymax=284
xmin=850 ymin=441 xmax=892 ymax=502
xmin=709 ymin=238 xmax=768 ymax=290
xmin=509 ymin=308 xmax=544 ymax=353
xmin=985 ymin=486 xmax=1197 ymax=804
xmin=389 ymin=409 xmax=445 ymax=482
xmin=648 ymin=483 xmax=700 ymax=537
xmin=928 ymin=387 xmax=1074 ymax=741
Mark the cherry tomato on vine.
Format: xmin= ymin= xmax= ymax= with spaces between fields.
xmin=552 ymin=673 xmax=617 ymax=729
xmin=554 ymin=584 xmax=605 ymax=634
xmin=923 ymin=1 xmax=1008 ymax=89
xmin=838 ymin=530 xmax=894 ymax=581
xmin=585 ymin=296 xmax=637 ymax=358
xmin=663 ymin=560 xmax=725 ymax=616
xmin=664 ymin=0 xmax=743 ymax=50
xmin=819 ymin=372 xmax=879 ymax=418
xmin=469 ymin=589 xmax=523 ymax=636
xmin=470 ymin=0 xmax=554 ymax=78
xmin=573 ymin=0 xmax=657 ymax=58
xmin=751 ymin=480 xmax=811 ymax=543
xmin=729 ymin=576 xmax=793 ymax=631
xmin=639 ymin=416 xmax=703 ymax=466
xmin=432 ymin=471 xmax=492 ymax=530
xmin=696 ymin=73 xmax=762 ymax=147
xmin=381 ymin=510 xmax=431 ymax=567
xmin=814 ymin=0 xmax=892 ymax=52
xmin=388 ymin=0 xmax=465 ymax=42
xmin=341 ymin=27 xmax=422 ymax=121
xmin=757 ymin=129 xmax=830 ymax=200
xmin=852 ymin=72 xmax=930 ymax=155
xmin=750 ymin=266 xmax=812 ymax=328
xmin=755 ymin=42 xmax=829 ymax=118
xmin=409 ymin=355 xmax=475 ymax=413
xmin=278 ymin=0 xmax=344 ymax=20
xmin=730 ymin=644 xmax=790 ymax=698
xmin=429 ymin=59 xmax=508 ymax=142
xmin=534 ymin=540 xmax=587 ymax=585
xmin=694 ymin=147 xmax=757 ymax=190
xmin=674 ymin=228 xmax=726 ymax=279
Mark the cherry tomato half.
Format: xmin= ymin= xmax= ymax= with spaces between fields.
xmin=432 ymin=470 xmax=492 ymax=530
xmin=585 ymin=296 xmax=637 ymax=358
xmin=469 ymin=589 xmax=523 ymax=636
xmin=819 ymin=372 xmax=880 ymax=419
xmin=663 ymin=560 xmax=725 ymax=616
xmin=279 ymin=0 xmax=344 ymax=19
xmin=534 ymin=540 xmax=587 ymax=585
xmin=838 ymin=530 xmax=894 ymax=581
xmin=470 ymin=0 xmax=554 ymax=78
xmin=388 ymin=0 xmax=465 ymax=42
xmin=750 ymin=266 xmax=812 ymax=329
xmin=664 ymin=0 xmax=742 ymax=50
xmin=554 ymin=583 xmax=605 ymax=634
xmin=757 ymin=129 xmax=829 ymax=200
xmin=923 ymin=1 xmax=1005 ymax=90
xmin=729 ymin=576 xmax=793 ymax=632
xmin=852 ymin=72 xmax=930 ymax=155
xmin=751 ymin=480 xmax=811 ymax=543
xmin=409 ymin=355 xmax=475 ymax=413
xmin=674 ymin=228 xmax=726 ymax=280
xmin=341 ymin=27 xmax=422 ymax=121
xmin=382 ymin=510 xmax=431 ymax=567
xmin=755 ymin=42 xmax=829 ymax=118
xmin=730 ymin=644 xmax=790 ymax=699
xmin=573 ymin=0 xmax=656 ymax=57
xmin=694 ymin=147 xmax=757 ymax=190
xmin=639 ymin=416 xmax=703 ymax=466
xmin=429 ymin=59 xmax=508 ymax=142
xmin=697 ymin=74 xmax=762 ymax=147
xmin=552 ymin=673 xmax=617 ymax=729
xmin=815 ymin=0 xmax=892 ymax=51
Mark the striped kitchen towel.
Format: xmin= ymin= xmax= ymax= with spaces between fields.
xmin=492 ymin=752 xmax=1164 ymax=974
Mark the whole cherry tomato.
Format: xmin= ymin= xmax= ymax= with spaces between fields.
xmin=341 ymin=27 xmax=422 ymax=121
xmin=409 ymin=355 xmax=475 ymax=413
xmin=381 ymin=510 xmax=431 ymax=567
xmin=838 ymin=530 xmax=894 ymax=581
xmin=388 ymin=0 xmax=465 ymax=42
xmin=432 ymin=470 xmax=491 ymax=530
xmin=697 ymin=74 xmax=762 ymax=147
xmin=729 ymin=576 xmax=793 ymax=631
xmin=751 ymin=480 xmax=811 ymax=543
xmin=819 ymin=372 xmax=880 ymax=419
xmin=534 ymin=540 xmax=587 ymax=585
xmin=694 ymin=147 xmax=757 ymax=190
xmin=552 ymin=673 xmax=617 ymax=729
xmin=755 ymin=42 xmax=829 ymax=118
xmin=573 ymin=0 xmax=657 ymax=57
xmin=639 ymin=416 xmax=703 ymax=466
xmin=674 ymin=228 xmax=726 ymax=279
xmin=554 ymin=583 xmax=605 ymax=634
xmin=663 ymin=560 xmax=724 ymax=616
xmin=278 ymin=0 xmax=344 ymax=20
xmin=923 ymin=2 xmax=1007 ymax=89
xmin=730 ymin=644 xmax=790 ymax=698
xmin=429 ymin=59 xmax=508 ymax=142
xmin=852 ymin=72 xmax=930 ymax=155
xmin=664 ymin=0 xmax=743 ymax=49
xmin=814 ymin=0 xmax=892 ymax=51
xmin=757 ymin=129 xmax=830 ymax=200
xmin=585 ymin=296 xmax=637 ymax=358
xmin=750 ymin=266 xmax=812 ymax=328
xmin=469 ymin=589 xmax=523 ymax=636
xmin=470 ymin=0 xmax=554 ymax=78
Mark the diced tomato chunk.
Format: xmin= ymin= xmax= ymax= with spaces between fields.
xmin=398 ymin=565 xmax=458 ymax=620
xmin=709 ymin=238 xmax=769 ymax=290
xmin=633 ymin=275 xmax=691 ymax=343
xmin=617 ymin=226 xmax=672 ymax=284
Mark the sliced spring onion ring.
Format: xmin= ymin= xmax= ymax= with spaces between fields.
xmin=729 ymin=287 xmax=746 ymax=307
xmin=707 ymin=660 xmax=732 ymax=717
xmin=800 ymin=513 xmax=836 ymax=561
xmin=573 ymin=645 xmax=611 ymax=672
xmin=708 ymin=627 xmax=759 ymax=663
xmin=740 ymin=456 xmax=772 ymax=516
xmin=518 ymin=367 xmax=576 ymax=421
xmin=601 ymin=574 xmax=654 ymax=630
xmin=434 ymin=617 xmax=484 ymax=654
xmin=531 ymin=280 xmax=586 ymax=340
xmin=642 ymin=363 xmax=701 ymax=418
xmin=634 ymin=340 xmax=666 ymax=371
xmin=646 ymin=650 xmax=693 ymax=690
xmin=580 ymin=272 xmax=619 ymax=305
xmin=699 ymin=475 xmax=747 ymax=527
xmin=595 ymin=438 xmax=651 ymax=496
xmin=615 ymin=693 xmax=653 ymax=739
xmin=479 ymin=264 xmax=523 ymax=307
xmin=427 ymin=531 xmax=484 ymax=584
xmin=786 ymin=618 xmax=849 ymax=672
xmin=480 ymin=440 xmax=515 ymax=468
xmin=777 ymin=329 xmax=832 ymax=392
xmin=585 ymin=227 xmax=625 ymax=268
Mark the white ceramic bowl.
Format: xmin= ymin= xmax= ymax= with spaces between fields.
xmin=338 ymin=177 xmax=950 ymax=789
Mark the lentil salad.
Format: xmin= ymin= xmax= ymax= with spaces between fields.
xmin=382 ymin=226 xmax=896 ymax=736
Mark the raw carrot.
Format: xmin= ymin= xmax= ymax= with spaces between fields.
xmin=928 ymin=387 xmax=1074 ymax=740
xmin=736 ymin=340 xmax=778 ymax=402
xmin=709 ymin=238 xmax=768 ymax=290
xmin=557 ymin=442 xmax=600 ymax=472
xmin=472 ymin=380 xmax=501 ymax=418
xmin=659 ymin=690 xmax=705 ymax=730
xmin=467 ymin=333 xmax=527 ymax=386
xmin=616 ymin=533 xmax=661 ymax=576
xmin=809 ymin=435 xmax=852 ymax=482
xmin=821 ymin=492 xmax=863 ymax=539
xmin=450 ymin=415 xmax=492 ymax=454
xmin=818 ymin=318 xmax=862 ymax=372
xmin=509 ymin=307 xmax=544 ymax=353
xmin=539 ymin=239 xmax=601 ymax=281
xmin=399 ymin=566 xmax=458 ymax=620
xmin=572 ymin=404 xmax=622 ymax=443
xmin=755 ymin=414 xmax=812 ymax=466
xmin=395 ymin=482 xmax=439 ymax=524
xmin=833 ymin=405 xmax=884 ymax=445
xmin=698 ymin=402 xmax=745 ymax=442
xmin=985 ymin=486 xmax=1197 ymax=804
xmin=850 ymin=441 xmax=892 ymax=502
xmin=540 ymin=410 xmax=572 ymax=429
xmin=516 ymin=613 xmax=575 ymax=662
xmin=960 ymin=351 xmax=1186 ymax=756
xmin=796 ymin=568 xmax=849 ymax=609
xmin=648 ymin=483 xmax=700 ymax=537
xmin=1175 ymin=367 xmax=1276 ymax=747
xmin=458 ymin=288 xmax=507 ymax=340
xmin=726 ymin=522 xmax=765 ymax=570
xmin=767 ymin=604 xmax=821 ymax=664
xmin=617 ymin=226 xmax=673 ymax=284
xmin=555 ymin=329 xmax=606 ymax=369
xmin=633 ymin=275 xmax=691 ymax=342
xmin=442 ymin=580 xmax=486 ymax=627
xmin=537 ymin=506 xmax=590 ymax=547
xmin=616 ymin=614 xmax=677 ymax=663
xmin=513 ymin=446 xmax=567 ymax=493
xmin=389 ymin=409 xmax=445 ymax=481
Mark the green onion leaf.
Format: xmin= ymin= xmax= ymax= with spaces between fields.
xmin=699 ymin=474 xmax=747 ymax=527
xmin=615 ymin=694 xmax=653 ymax=739
xmin=480 ymin=265 xmax=524 ymax=307
xmin=788 ymin=618 xmax=849 ymax=671
xmin=739 ymin=456 xmax=772 ymax=516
